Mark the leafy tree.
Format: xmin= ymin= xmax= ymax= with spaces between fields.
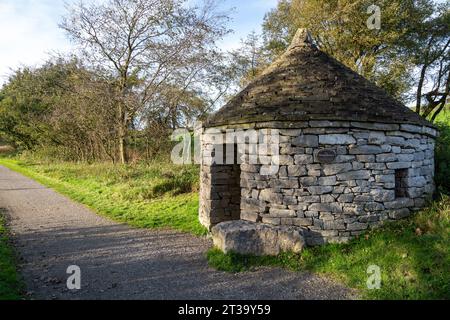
xmin=410 ymin=5 xmax=450 ymax=121
xmin=60 ymin=0 xmax=231 ymax=163
xmin=261 ymin=0 xmax=447 ymax=107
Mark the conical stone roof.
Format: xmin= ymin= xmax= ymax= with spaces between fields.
xmin=205 ymin=29 xmax=433 ymax=128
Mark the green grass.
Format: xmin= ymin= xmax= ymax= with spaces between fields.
xmin=208 ymin=197 xmax=450 ymax=300
xmin=0 ymin=158 xmax=207 ymax=236
xmin=0 ymin=211 xmax=24 ymax=300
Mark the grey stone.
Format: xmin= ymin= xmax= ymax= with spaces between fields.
xmin=375 ymin=174 xmax=395 ymax=184
xmin=405 ymin=176 xmax=427 ymax=188
xmin=288 ymin=165 xmax=307 ymax=176
xmin=211 ymin=220 xmax=305 ymax=255
xmin=306 ymin=164 xmax=322 ymax=177
xmin=400 ymin=124 xmax=422 ymax=134
xmin=269 ymin=179 xmax=299 ymax=189
xmin=351 ymin=122 xmax=399 ymax=131
xmin=294 ymin=154 xmax=314 ymax=164
xmin=310 ymin=120 xmax=350 ymax=127
xmin=300 ymin=177 xmax=318 ymax=186
xmin=349 ymin=145 xmax=383 ymax=155
xmin=319 ymin=134 xmax=356 ymax=145
xmin=279 ymin=129 xmax=303 ymax=137
xmin=354 ymin=195 xmax=373 ymax=202
xmin=370 ymin=189 xmax=395 ymax=202
xmin=365 ymin=163 xmax=386 ymax=170
xmin=241 ymin=212 xmax=261 ymax=222
xmin=262 ymin=217 xmax=281 ymax=225
xmin=292 ymin=135 xmax=319 ymax=147
xmin=337 ymin=170 xmax=371 ymax=181
xmin=376 ymin=153 xmax=397 ymax=162
xmin=259 ymin=189 xmax=283 ymax=203
xmin=269 ymin=208 xmax=297 ymax=217
xmin=338 ymin=194 xmax=354 ymax=203
xmin=346 ymin=222 xmax=368 ymax=231
xmin=292 ymin=218 xmax=314 ymax=227
xmin=335 ymin=155 xmax=356 ymax=163
xmin=364 ymin=202 xmax=385 ymax=211
xmin=307 ymin=186 xmax=334 ymax=195
xmin=389 ymin=208 xmax=411 ymax=219
xmin=309 ymin=203 xmax=343 ymax=213
xmin=298 ymin=195 xmax=321 ymax=203
xmin=356 ymin=155 xmax=375 ymax=162
xmin=368 ymin=132 xmax=386 ymax=145
xmin=323 ymin=163 xmax=353 ymax=176
xmin=275 ymin=155 xmax=294 ymax=165
xmin=318 ymin=176 xmax=337 ymax=186
xmin=241 ymin=198 xmax=266 ymax=212
xmin=384 ymin=198 xmax=414 ymax=209
xmin=397 ymin=154 xmax=414 ymax=162
xmin=386 ymin=162 xmax=411 ymax=169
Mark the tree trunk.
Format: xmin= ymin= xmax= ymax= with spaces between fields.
xmin=416 ymin=65 xmax=427 ymax=115
xmin=117 ymin=97 xmax=128 ymax=164
xmin=118 ymin=124 xmax=127 ymax=164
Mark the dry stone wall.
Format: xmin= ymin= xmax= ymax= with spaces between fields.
xmin=200 ymin=121 xmax=437 ymax=246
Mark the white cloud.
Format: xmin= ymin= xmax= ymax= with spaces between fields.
xmin=0 ymin=0 xmax=279 ymax=85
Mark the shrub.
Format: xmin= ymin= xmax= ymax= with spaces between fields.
xmin=435 ymin=120 xmax=450 ymax=195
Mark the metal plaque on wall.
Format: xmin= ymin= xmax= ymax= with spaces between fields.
xmin=317 ymin=149 xmax=337 ymax=163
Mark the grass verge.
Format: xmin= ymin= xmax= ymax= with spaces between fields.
xmin=0 ymin=158 xmax=206 ymax=236
xmin=208 ymin=197 xmax=449 ymax=300
xmin=0 ymin=211 xmax=24 ymax=300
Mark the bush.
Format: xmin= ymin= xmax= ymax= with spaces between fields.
xmin=435 ymin=119 xmax=450 ymax=195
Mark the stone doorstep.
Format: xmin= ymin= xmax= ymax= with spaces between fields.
xmin=211 ymin=220 xmax=305 ymax=256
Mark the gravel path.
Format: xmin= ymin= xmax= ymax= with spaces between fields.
xmin=0 ymin=165 xmax=356 ymax=300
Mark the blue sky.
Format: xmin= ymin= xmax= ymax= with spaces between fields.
xmin=0 ymin=0 xmax=278 ymax=84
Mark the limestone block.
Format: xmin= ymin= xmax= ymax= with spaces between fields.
xmin=300 ymin=177 xmax=318 ymax=186
xmin=259 ymin=189 xmax=283 ymax=203
xmin=337 ymin=170 xmax=371 ymax=180
xmin=389 ymin=208 xmax=411 ymax=219
xmin=288 ymin=165 xmax=307 ymax=176
xmin=309 ymin=203 xmax=343 ymax=213
xmin=319 ymin=134 xmax=356 ymax=145
xmin=292 ymin=135 xmax=319 ymax=147
xmin=368 ymin=132 xmax=386 ymax=145
xmin=370 ymin=189 xmax=395 ymax=202
xmin=241 ymin=211 xmax=261 ymax=222
xmin=376 ymin=153 xmax=397 ymax=162
xmin=349 ymin=145 xmax=383 ymax=155
xmin=351 ymin=122 xmax=399 ymax=131
xmin=338 ymin=194 xmax=354 ymax=203
xmin=298 ymin=195 xmax=321 ymax=203
xmin=269 ymin=208 xmax=297 ymax=217
xmin=318 ymin=176 xmax=337 ymax=186
xmin=292 ymin=218 xmax=314 ymax=227
xmin=307 ymin=186 xmax=334 ymax=195
xmin=384 ymin=198 xmax=414 ymax=209
xmin=323 ymin=163 xmax=352 ymax=176
xmin=405 ymin=176 xmax=427 ymax=188
xmin=346 ymin=222 xmax=368 ymax=231
xmin=306 ymin=164 xmax=322 ymax=177
xmin=269 ymin=179 xmax=299 ymax=189
xmin=211 ymin=220 xmax=305 ymax=256
xmin=386 ymin=162 xmax=411 ymax=169
xmin=310 ymin=120 xmax=350 ymax=127
xmin=294 ymin=154 xmax=314 ymax=164
xmin=241 ymin=198 xmax=266 ymax=212
xmin=262 ymin=217 xmax=281 ymax=225
xmin=397 ymin=154 xmax=414 ymax=162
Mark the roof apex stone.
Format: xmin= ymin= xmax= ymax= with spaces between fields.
xmin=205 ymin=29 xmax=434 ymax=129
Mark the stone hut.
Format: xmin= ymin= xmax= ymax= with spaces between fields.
xmin=198 ymin=29 xmax=438 ymax=256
